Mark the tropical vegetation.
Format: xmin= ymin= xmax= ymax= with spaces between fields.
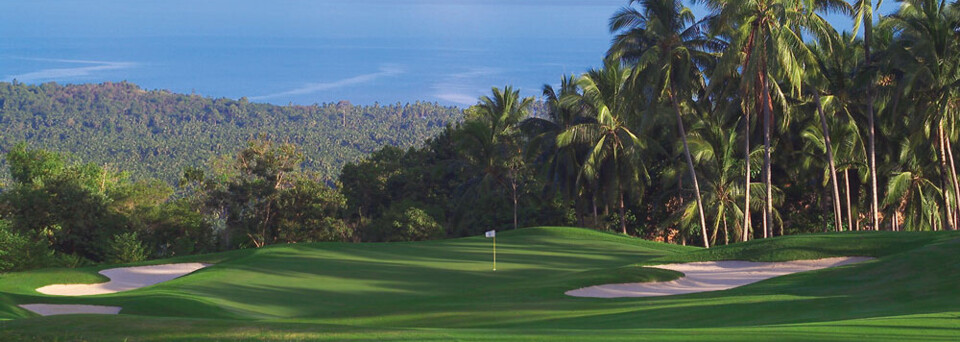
xmin=3 ymin=0 xmax=960 ymax=273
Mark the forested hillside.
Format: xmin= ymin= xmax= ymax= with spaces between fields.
xmin=0 ymin=81 xmax=462 ymax=182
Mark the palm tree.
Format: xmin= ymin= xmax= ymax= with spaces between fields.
xmin=852 ymin=0 xmax=883 ymax=230
xmin=460 ymin=86 xmax=534 ymax=230
xmin=885 ymin=0 xmax=960 ymax=230
xmin=803 ymin=30 xmax=863 ymax=232
xmin=558 ymin=60 xmax=646 ymax=235
xmin=608 ymin=0 xmax=720 ymax=247
xmin=521 ymin=76 xmax=594 ymax=226
xmin=684 ymin=112 xmax=746 ymax=244
xmin=885 ymin=135 xmax=945 ymax=231
xmin=809 ymin=30 xmax=867 ymax=231
xmin=700 ymin=0 xmax=849 ymax=237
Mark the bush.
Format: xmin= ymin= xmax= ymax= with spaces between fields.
xmin=135 ymin=199 xmax=217 ymax=257
xmin=0 ymin=221 xmax=59 ymax=272
xmin=107 ymin=232 xmax=150 ymax=264
xmin=369 ymin=203 xmax=444 ymax=242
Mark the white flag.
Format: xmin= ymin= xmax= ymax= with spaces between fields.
xmin=485 ymin=230 xmax=496 ymax=238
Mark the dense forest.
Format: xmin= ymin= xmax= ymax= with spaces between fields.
xmin=3 ymin=0 xmax=960 ymax=272
xmin=0 ymin=81 xmax=463 ymax=183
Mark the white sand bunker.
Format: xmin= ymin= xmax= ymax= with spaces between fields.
xmin=36 ymin=262 xmax=210 ymax=296
xmin=18 ymin=304 xmax=121 ymax=316
xmin=567 ymin=257 xmax=872 ymax=298
xmin=21 ymin=263 xmax=210 ymax=316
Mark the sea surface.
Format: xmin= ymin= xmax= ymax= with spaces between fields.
xmin=0 ymin=0 xmax=620 ymax=106
xmin=0 ymin=0 xmax=897 ymax=107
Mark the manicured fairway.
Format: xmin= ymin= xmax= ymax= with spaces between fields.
xmin=1 ymin=227 xmax=958 ymax=341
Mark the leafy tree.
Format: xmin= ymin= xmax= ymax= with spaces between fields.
xmin=189 ymin=139 xmax=350 ymax=248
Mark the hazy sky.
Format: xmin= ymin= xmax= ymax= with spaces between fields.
xmin=2 ymin=0 xmax=898 ymax=40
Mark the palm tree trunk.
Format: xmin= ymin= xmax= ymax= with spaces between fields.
xmin=575 ymin=198 xmax=585 ymax=227
xmin=670 ymin=91 xmax=709 ymax=248
xmin=512 ymin=178 xmax=519 ymax=230
xmin=938 ymin=126 xmax=955 ymax=230
xmin=743 ymin=102 xmax=752 ymax=242
xmin=815 ymin=93 xmax=844 ymax=232
xmin=844 ymin=169 xmax=856 ymax=231
xmin=722 ymin=215 xmax=729 ymax=245
xmin=762 ymin=70 xmax=773 ymax=238
xmin=593 ymin=196 xmax=599 ymax=229
xmin=865 ymin=16 xmax=880 ymax=232
xmin=892 ymin=210 xmax=899 ymax=231
xmin=945 ymin=133 xmax=960 ymax=228
xmin=618 ymin=182 xmax=627 ymax=235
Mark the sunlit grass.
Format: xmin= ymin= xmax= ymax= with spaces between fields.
xmin=1 ymin=227 xmax=957 ymax=341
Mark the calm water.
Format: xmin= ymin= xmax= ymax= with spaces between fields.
xmin=0 ymin=0 xmax=897 ymax=106
xmin=0 ymin=0 xmax=621 ymax=106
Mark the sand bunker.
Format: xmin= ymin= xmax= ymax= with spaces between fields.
xmin=20 ymin=262 xmax=210 ymax=316
xmin=18 ymin=304 xmax=122 ymax=316
xmin=36 ymin=262 xmax=210 ymax=296
xmin=566 ymin=257 xmax=872 ymax=298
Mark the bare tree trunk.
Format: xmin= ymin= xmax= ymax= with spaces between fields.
xmin=945 ymin=133 xmax=960 ymax=229
xmin=844 ymin=169 xmax=856 ymax=231
xmin=743 ymin=102 xmax=752 ymax=242
xmin=762 ymin=71 xmax=773 ymax=238
xmin=890 ymin=207 xmax=900 ymax=232
xmin=512 ymin=180 xmax=519 ymax=230
xmin=711 ymin=214 xmax=720 ymax=247
xmin=619 ymin=183 xmax=627 ymax=235
xmin=670 ymin=90 xmax=710 ymax=248
xmin=358 ymin=206 xmax=365 ymax=230
xmin=593 ymin=196 xmax=599 ymax=229
xmin=576 ymin=198 xmax=585 ymax=227
xmin=938 ymin=126 xmax=955 ymax=230
xmin=722 ymin=216 xmax=729 ymax=245
xmin=741 ymin=25 xmax=758 ymax=243
xmin=815 ymin=93 xmax=844 ymax=232
xmin=865 ymin=17 xmax=881 ymax=232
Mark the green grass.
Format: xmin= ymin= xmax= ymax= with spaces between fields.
xmin=0 ymin=226 xmax=958 ymax=341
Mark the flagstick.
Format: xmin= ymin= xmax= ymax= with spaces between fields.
xmin=493 ymin=235 xmax=496 ymax=271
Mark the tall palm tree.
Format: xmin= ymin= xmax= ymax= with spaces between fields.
xmin=521 ymin=76 xmax=594 ymax=226
xmin=852 ymin=0 xmax=883 ymax=230
xmin=810 ymin=30 xmax=867 ymax=231
xmin=700 ymin=0 xmax=849 ymax=237
xmin=803 ymin=30 xmax=864 ymax=231
xmin=608 ymin=0 xmax=720 ymax=247
xmin=558 ymin=60 xmax=646 ymax=235
xmin=460 ymin=86 xmax=534 ymax=230
xmin=685 ymin=112 xmax=747 ymax=244
xmin=885 ymin=0 xmax=960 ymax=230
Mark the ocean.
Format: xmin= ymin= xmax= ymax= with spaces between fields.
xmin=0 ymin=0 xmax=621 ymax=106
xmin=0 ymin=0 xmax=898 ymax=107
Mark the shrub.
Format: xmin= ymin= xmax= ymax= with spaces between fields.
xmin=0 ymin=221 xmax=59 ymax=272
xmin=370 ymin=203 xmax=444 ymax=242
xmin=107 ymin=232 xmax=150 ymax=264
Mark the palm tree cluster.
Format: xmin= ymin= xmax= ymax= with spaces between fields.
xmin=483 ymin=0 xmax=960 ymax=246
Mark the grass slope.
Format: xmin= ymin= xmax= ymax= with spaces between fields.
xmin=0 ymin=227 xmax=958 ymax=341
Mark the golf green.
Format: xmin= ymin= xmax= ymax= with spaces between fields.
xmin=1 ymin=227 xmax=958 ymax=341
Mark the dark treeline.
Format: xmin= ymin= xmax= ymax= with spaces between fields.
xmin=0 ymin=81 xmax=462 ymax=183
xmin=3 ymin=0 xmax=960 ymax=271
